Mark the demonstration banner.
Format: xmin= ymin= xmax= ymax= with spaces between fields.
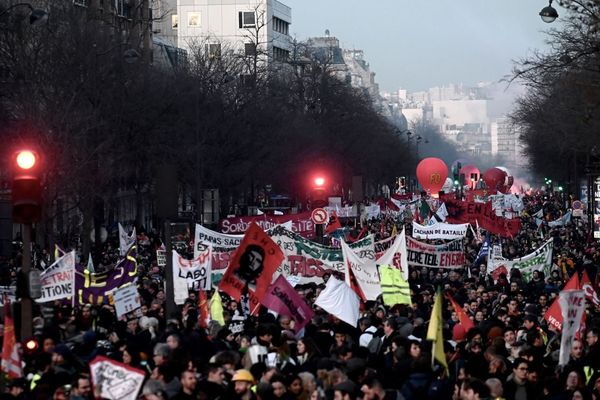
xmin=376 ymin=228 xmax=409 ymax=280
xmin=174 ymin=246 xmax=212 ymax=291
xmin=270 ymin=226 xmax=375 ymax=285
xmin=412 ymin=221 xmax=469 ymax=240
xmin=487 ymin=239 xmax=553 ymax=282
xmin=405 ymin=237 xmax=465 ymax=269
xmin=341 ymin=240 xmax=381 ymax=301
xmin=443 ymin=199 xmax=521 ymax=237
xmin=172 ymin=251 xmax=190 ymax=305
xmin=36 ymin=251 xmax=76 ymax=303
xmin=219 ymin=223 xmax=284 ymax=313
xmin=90 ymin=356 xmax=145 ymax=400
xmin=219 ymin=212 xmax=314 ymax=238
xmin=559 ymin=290 xmax=586 ymax=366
xmin=113 ymin=284 xmax=141 ymax=318
xmin=260 ymin=275 xmax=314 ymax=332
xmin=75 ymin=245 xmax=138 ymax=305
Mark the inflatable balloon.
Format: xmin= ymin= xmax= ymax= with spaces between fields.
xmin=460 ymin=164 xmax=480 ymax=189
xmin=417 ymin=158 xmax=449 ymax=195
xmin=482 ymin=168 xmax=507 ymax=193
xmin=495 ymin=166 xmax=514 ymax=194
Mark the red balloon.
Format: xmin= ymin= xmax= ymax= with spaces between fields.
xmin=460 ymin=164 xmax=480 ymax=189
xmin=483 ymin=168 xmax=507 ymax=193
xmin=416 ymin=158 xmax=449 ymax=194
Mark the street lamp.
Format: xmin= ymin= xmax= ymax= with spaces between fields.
xmin=539 ymin=0 xmax=558 ymax=23
xmin=0 ymin=3 xmax=48 ymax=26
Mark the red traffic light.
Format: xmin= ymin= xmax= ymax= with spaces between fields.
xmin=314 ymin=177 xmax=325 ymax=187
xmin=16 ymin=150 xmax=37 ymax=170
xmin=23 ymin=337 xmax=39 ymax=353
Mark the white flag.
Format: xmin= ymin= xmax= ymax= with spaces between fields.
xmin=86 ymin=254 xmax=95 ymax=273
xmin=435 ymin=203 xmax=448 ymax=222
xmin=558 ymin=290 xmax=586 ymax=366
xmin=315 ymin=277 xmax=360 ymax=327
xmin=376 ymin=228 xmax=409 ymax=280
xmin=340 ymin=240 xmax=381 ymax=301
xmin=118 ymin=223 xmax=136 ymax=256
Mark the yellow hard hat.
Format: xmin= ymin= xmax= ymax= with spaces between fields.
xmin=232 ymin=369 xmax=254 ymax=382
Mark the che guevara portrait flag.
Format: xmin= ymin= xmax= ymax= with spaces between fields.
xmin=219 ymin=222 xmax=284 ymax=305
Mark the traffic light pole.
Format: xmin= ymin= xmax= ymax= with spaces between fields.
xmin=164 ymin=220 xmax=177 ymax=318
xmin=21 ymin=223 xmax=32 ymax=340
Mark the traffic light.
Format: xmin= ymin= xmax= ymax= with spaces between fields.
xmin=311 ymin=176 xmax=327 ymax=208
xmin=23 ymin=337 xmax=39 ymax=355
xmin=12 ymin=149 xmax=42 ymax=224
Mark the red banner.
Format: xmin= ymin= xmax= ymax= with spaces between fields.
xmin=220 ymin=212 xmax=315 ymax=238
xmin=443 ymin=199 xmax=521 ymax=237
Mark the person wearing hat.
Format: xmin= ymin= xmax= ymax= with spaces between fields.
xmin=231 ymin=369 xmax=256 ymax=400
xmin=2 ymin=378 xmax=27 ymax=400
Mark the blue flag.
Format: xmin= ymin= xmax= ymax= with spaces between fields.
xmin=472 ymin=234 xmax=490 ymax=267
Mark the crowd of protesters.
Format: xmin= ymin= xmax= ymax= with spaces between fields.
xmin=1 ymin=191 xmax=600 ymax=400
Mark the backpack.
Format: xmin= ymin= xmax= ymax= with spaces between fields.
xmin=367 ymin=335 xmax=383 ymax=355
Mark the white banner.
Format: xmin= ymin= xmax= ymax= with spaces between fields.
xmin=405 ymin=237 xmax=465 ymax=269
xmin=174 ymin=248 xmax=212 ymax=291
xmin=412 ymin=222 xmax=469 ymax=240
xmin=118 ymin=224 xmax=136 ymax=257
xmin=36 ymin=251 xmax=75 ymax=303
xmin=113 ymin=285 xmax=141 ymax=318
xmin=172 ymin=251 xmax=189 ymax=304
xmin=376 ymin=228 xmax=409 ymax=280
xmin=341 ymin=240 xmax=381 ymax=301
xmin=488 ymin=239 xmax=553 ymax=281
xmin=365 ymin=204 xmax=381 ymax=220
xmin=90 ymin=356 xmax=145 ymax=400
xmin=559 ymin=290 xmax=586 ymax=365
xmin=270 ymin=226 xmax=375 ymax=285
xmin=194 ymin=224 xmax=243 ymax=259
xmin=314 ymin=277 xmax=359 ymax=327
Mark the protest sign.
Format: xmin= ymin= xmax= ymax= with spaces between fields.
xmin=174 ymin=246 xmax=212 ymax=291
xmin=89 ymin=356 xmax=145 ymax=400
xmin=412 ymin=222 xmax=469 ymax=240
xmin=270 ymin=226 xmax=375 ymax=285
xmin=444 ymin=199 xmax=521 ymax=237
xmin=118 ymin=223 xmax=136 ymax=257
xmin=113 ymin=284 xmax=141 ymax=318
xmin=36 ymin=251 xmax=75 ymax=303
xmin=219 ymin=212 xmax=314 ymax=238
xmin=75 ymin=246 xmax=137 ymax=305
xmin=376 ymin=228 xmax=409 ymax=280
xmin=260 ymin=275 xmax=314 ymax=332
xmin=487 ymin=239 xmax=553 ymax=281
xmin=341 ymin=240 xmax=381 ymax=301
xmin=558 ymin=290 xmax=586 ymax=365
xmin=405 ymin=237 xmax=465 ymax=269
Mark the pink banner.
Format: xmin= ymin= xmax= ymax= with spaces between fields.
xmin=260 ymin=275 xmax=314 ymax=332
xmin=220 ymin=212 xmax=315 ymax=238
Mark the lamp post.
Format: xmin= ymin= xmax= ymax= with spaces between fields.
xmin=539 ymin=0 xmax=559 ymax=23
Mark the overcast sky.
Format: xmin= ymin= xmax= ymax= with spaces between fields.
xmin=283 ymin=0 xmax=554 ymax=92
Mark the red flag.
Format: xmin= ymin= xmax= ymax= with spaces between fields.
xmin=325 ymin=211 xmax=342 ymax=235
xmin=446 ymin=292 xmax=475 ymax=333
xmin=544 ymin=273 xmax=580 ymax=330
xmin=581 ymin=270 xmax=600 ymax=306
xmin=198 ymin=290 xmax=209 ymax=329
xmin=1 ymin=300 xmax=23 ymax=379
xmin=219 ymin=222 xmax=284 ymax=313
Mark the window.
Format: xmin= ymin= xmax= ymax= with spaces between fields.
xmin=244 ymin=43 xmax=256 ymax=57
xmin=115 ymin=0 xmax=131 ymax=18
xmin=273 ymin=17 xmax=289 ymax=35
xmin=171 ymin=15 xmax=178 ymax=29
xmin=206 ymin=43 xmax=221 ymax=59
xmin=273 ymin=46 xmax=289 ymax=62
xmin=238 ymin=11 xmax=255 ymax=28
xmin=188 ymin=12 xmax=201 ymax=27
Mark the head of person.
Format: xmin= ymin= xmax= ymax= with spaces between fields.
xmin=461 ymin=378 xmax=491 ymax=400
xmin=566 ymin=370 xmax=584 ymax=391
xmin=206 ymin=363 xmax=225 ymax=385
xmin=153 ymin=343 xmax=171 ymax=367
xmin=485 ymin=378 xmax=503 ymax=399
xmin=270 ymin=375 xmax=288 ymax=398
xmin=333 ymin=380 xmax=357 ymax=400
xmin=232 ymin=369 xmax=254 ymax=395
xmin=587 ymin=328 xmax=599 ymax=347
xmin=180 ymin=370 xmax=197 ymax=394
xmin=571 ymin=339 xmax=584 ymax=359
xmin=512 ymin=357 xmax=529 ymax=382
xmin=360 ymin=377 xmax=385 ymax=400
xmin=383 ymin=317 xmax=398 ymax=337
xmin=166 ymin=333 xmax=181 ymax=350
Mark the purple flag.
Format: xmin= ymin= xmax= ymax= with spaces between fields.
xmin=75 ymin=245 xmax=138 ymax=305
xmin=260 ymin=275 xmax=314 ymax=332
